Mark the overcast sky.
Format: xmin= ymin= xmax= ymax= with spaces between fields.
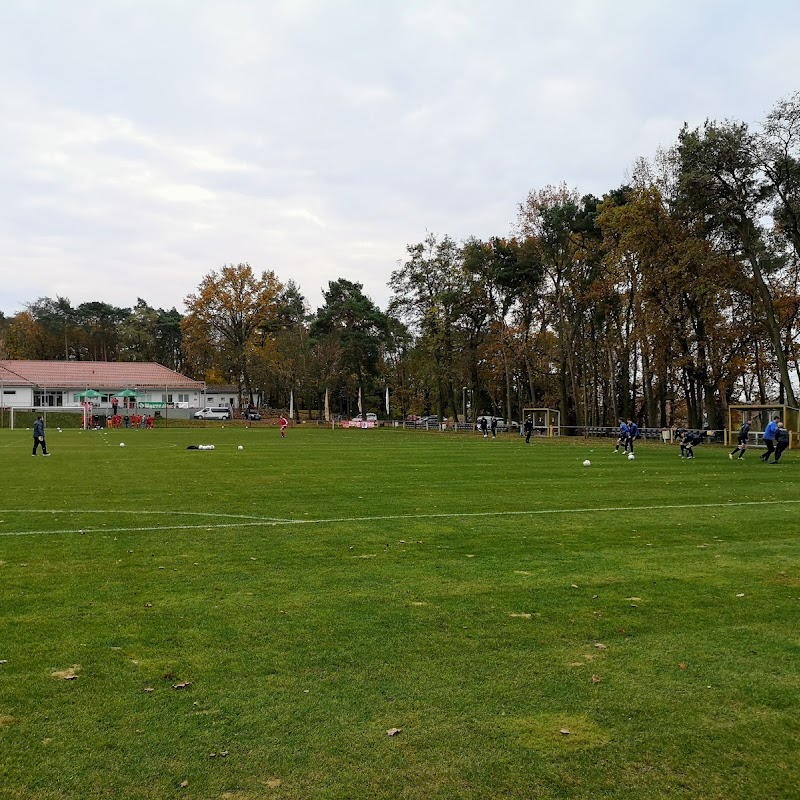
xmin=2 ymin=0 xmax=799 ymax=318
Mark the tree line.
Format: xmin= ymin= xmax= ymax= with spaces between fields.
xmin=2 ymin=92 xmax=800 ymax=428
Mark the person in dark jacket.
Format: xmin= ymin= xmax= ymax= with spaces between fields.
xmin=479 ymin=417 xmax=488 ymax=439
xmin=490 ymin=417 xmax=497 ymax=439
xmin=772 ymin=422 xmax=790 ymax=463
xmin=729 ymin=418 xmax=751 ymax=460
xmin=679 ymin=429 xmax=703 ymax=459
xmin=524 ymin=417 xmax=533 ymax=444
xmin=32 ymin=415 xmax=50 ymax=456
xmin=626 ymin=419 xmax=639 ymax=453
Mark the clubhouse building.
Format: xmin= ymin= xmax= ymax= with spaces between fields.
xmin=0 ymin=360 xmax=206 ymax=411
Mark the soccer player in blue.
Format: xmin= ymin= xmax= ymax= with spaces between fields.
xmin=760 ymin=415 xmax=780 ymax=462
xmin=626 ymin=418 xmax=639 ymax=453
xmin=729 ymin=418 xmax=751 ymax=460
xmin=614 ymin=419 xmax=629 ymax=453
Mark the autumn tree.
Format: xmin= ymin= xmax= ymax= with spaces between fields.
xmin=599 ymin=186 xmax=745 ymax=427
xmin=182 ymin=264 xmax=283 ymax=400
xmin=248 ymin=280 xmax=310 ymax=412
xmin=3 ymin=311 xmax=51 ymax=359
xmin=676 ymin=121 xmax=796 ymax=406
xmin=462 ymin=236 xmax=544 ymax=423
xmin=516 ymin=185 xmax=608 ymax=426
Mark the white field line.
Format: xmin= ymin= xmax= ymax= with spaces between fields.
xmin=0 ymin=499 xmax=797 ymax=537
xmin=0 ymin=509 xmax=286 ymax=521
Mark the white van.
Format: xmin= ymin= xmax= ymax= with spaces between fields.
xmin=194 ymin=407 xmax=231 ymax=420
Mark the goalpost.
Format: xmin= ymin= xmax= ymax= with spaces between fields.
xmin=522 ymin=408 xmax=561 ymax=437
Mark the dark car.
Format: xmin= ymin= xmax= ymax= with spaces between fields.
xmin=244 ymin=410 xmax=262 ymax=420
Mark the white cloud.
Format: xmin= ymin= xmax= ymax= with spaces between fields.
xmin=1 ymin=0 xmax=799 ymax=318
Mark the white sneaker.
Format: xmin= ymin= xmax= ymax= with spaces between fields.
xmin=729 ymin=453 xmax=733 ymax=460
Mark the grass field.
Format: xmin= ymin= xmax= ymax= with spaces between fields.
xmin=1 ymin=425 xmax=799 ymax=799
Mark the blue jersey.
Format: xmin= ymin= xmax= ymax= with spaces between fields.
xmin=619 ymin=423 xmax=629 ymax=437
xmin=629 ymin=423 xmax=639 ymax=438
xmin=764 ymin=421 xmax=778 ymax=441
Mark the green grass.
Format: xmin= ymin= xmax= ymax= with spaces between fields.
xmin=1 ymin=427 xmax=799 ymax=799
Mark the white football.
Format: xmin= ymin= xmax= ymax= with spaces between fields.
xmin=583 ymin=459 xmax=591 ymax=467
xmin=120 ymin=442 xmax=125 ymax=447
xmin=238 ymin=445 xmax=243 ymax=451
xmin=628 ymin=453 xmax=635 ymax=460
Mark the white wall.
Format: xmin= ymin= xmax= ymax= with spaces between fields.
xmin=0 ymin=387 xmax=34 ymax=407
xmin=204 ymin=392 xmax=238 ymax=408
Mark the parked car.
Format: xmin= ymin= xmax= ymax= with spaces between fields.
xmin=403 ymin=415 xmax=421 ymax=422
xmin=417 ymin=415 xmax=440 ymax=426
xmin=243 ymin=410 xmax=261 ymax=420
xmin=351 ymin=413 xmax=378 ymax=422
xmin=194 ymin=407 xmax=231 ymax=420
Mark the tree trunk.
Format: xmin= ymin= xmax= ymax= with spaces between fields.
xmin=742 ymin=231 xmax=796 ymax=405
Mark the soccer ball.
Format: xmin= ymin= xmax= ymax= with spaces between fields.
xmin=238 ymin=445 xmax=243 ymax=451
xmin=583 ymin=459 xmax=591 ymax=467
xmin=628 ymin=453 xmax=635 ymax=461
xmin=120 ymin=442 xmax=125 ymax=447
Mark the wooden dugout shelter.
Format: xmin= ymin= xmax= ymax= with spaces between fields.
xmin=727 ymin=404 xmax=800 ymax=448
xmin=522 ymin=408 xmax=561 ymax=436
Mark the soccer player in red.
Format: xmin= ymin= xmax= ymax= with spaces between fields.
xmin=279 ymin=415 xmax=288 ymax=438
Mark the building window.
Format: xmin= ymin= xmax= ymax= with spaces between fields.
xmin=34 ymin=391 xmax=64 ymax=407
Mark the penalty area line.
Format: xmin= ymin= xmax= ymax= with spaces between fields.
xmin=278 ymin=498 xmax=800 ymax=526
xmin=0 ymin=521 xmax=284 ymax=537
xmin=0 ymin=509 xmax=288 ymax=522
xmin=0 ymin=498 xmax=797 ymax=537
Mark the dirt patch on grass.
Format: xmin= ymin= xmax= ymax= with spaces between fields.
xmin=499 ymin=714 xmax=612 ymax=751
xmin=0 ymin=715 xmax=16 ymax=727
xmin=773 ymin=574 xmax=800 ymax=588
xmin=223 ymin=787 xmax=282 ymax=800
xmin=51 ymin=664 xmax=81 ymax=680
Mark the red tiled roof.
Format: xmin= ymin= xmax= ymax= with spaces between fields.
xmin=0 ymin=360 xmax=204 ymax=390
xmin=0 ymin=363 xmax=34 ymax=385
